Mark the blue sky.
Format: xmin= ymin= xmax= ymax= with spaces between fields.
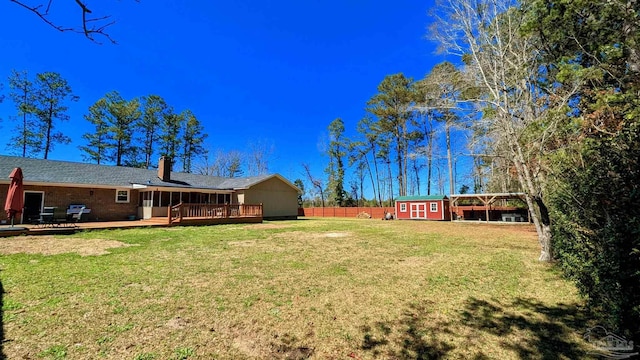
xmin=0 ymin=1 xmax=470 ymax=197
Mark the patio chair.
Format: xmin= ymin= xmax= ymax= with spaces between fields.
xmin=34 ymin=207 xmax=56 ymax=228
xmin=53 ymin=207 xmax=70 ymax=227
xmin=71 ymin=206 xmax=86 ymax=226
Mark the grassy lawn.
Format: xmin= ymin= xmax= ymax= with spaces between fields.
xmin=0 ymin=218 xmax=593 ymax=359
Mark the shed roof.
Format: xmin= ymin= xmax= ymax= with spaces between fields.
xmin=0 ymin=155 xmax=298 ymax=192
xmin=396 ymin=195 xmax=449 ymax=201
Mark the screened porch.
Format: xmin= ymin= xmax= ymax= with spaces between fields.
xmin=137 ymin=189 xmax=234 ymax=219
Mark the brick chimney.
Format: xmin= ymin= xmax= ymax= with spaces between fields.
xmin=158 ymin=156 xmax=172 ymax=181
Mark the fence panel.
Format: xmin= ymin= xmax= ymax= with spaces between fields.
xmin=301 ymin=207 xmax=393 ymax=219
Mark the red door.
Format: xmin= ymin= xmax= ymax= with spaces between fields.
xmin=410 ymin=203 xmax=426 ymax=219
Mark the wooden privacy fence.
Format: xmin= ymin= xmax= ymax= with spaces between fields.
xmin=300 ymin=207 xmax=394 ymax=219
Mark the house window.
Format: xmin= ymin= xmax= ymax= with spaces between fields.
xmin=116 ymin=190 xmax=130 ymax=203
xmin=400 ymin=203 xmax=407 ymax=212
xmin=430 ymin=202 xmax=438 ymax=212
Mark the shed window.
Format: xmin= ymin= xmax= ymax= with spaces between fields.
xmin=400 ymin=203 xmax=407 ymax=212
xmin=430 ymin=202 xmax=438 ymax=212
xmin=116 ymin=190 xmax=130 ymax=203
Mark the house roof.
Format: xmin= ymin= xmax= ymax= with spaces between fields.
xmin=0 ymin=155 xmax=298 ymax=192
xmin=395 ymin=195 xmax=449 ymax=201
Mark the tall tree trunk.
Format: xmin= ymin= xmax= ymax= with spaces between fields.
xmin=145 ymin=139 xmax=154 ymax=169
xmin=427 ymin=157 xmax=433 ymax=195
xmin=424 ymin=120 xmax=434 ymax=195
xmin=371 ymin=146 xmax=383 ymax=207
xmin=364 ymin=155 xmax=378 ymax=207
xmin=396 ymin=141 xmax=403 ymax=197
xmin=510 ymin=134 xmax=552 ymax=261
xmin=387 ymin=160 xmax=394 ymax=206
xmin=22 ymin=88 xmax=28 ymax=157
xmin=401 ymin=123 xmax=409 ymax=197
xmin=413 ymin=157 xmax=421 ymax=195
xmin=446 ymin=123 xmax=454 ymax=196
xmin=44 ymin=105 xmax=53 ymax=159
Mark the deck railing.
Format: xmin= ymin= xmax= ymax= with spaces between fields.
xmin=169 ymin=203 xmax=263 ymax=224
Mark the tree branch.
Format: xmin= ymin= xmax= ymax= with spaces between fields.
xmin=9 ymin=0 xmax=135 ymax=44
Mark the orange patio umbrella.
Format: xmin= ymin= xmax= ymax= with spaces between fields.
xmin=4 ymin=167 xmax=24 ymax=227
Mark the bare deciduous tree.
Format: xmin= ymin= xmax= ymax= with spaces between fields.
xmin=246 ymin=140 xmax=273 ymax=176
xmin=197 ymin=150 xmax=244 ymax=178
xmin=302 ymin=163 xmax=324 ymax=208
xmin=432 ymin=0 xmax=580 ymax=261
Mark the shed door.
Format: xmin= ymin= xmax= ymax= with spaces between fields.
xmin=410 ymin=203 xmax=426 ymax=219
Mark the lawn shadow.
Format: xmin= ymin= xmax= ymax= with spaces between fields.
xmin=358 ymin=297 xmax=591 ymax=359
xmin=359 ymin=301 xmax=455 ymax=359
xmin=460 ymin=297 xmax=590 ymax=359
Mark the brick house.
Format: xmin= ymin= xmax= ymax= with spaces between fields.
xmin=0 ymin=155 xmax=299 ymax=223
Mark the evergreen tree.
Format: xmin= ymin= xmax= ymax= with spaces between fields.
xmin=81 ymin=91 xmax=141 ymax=166
xmin=108 ymin=91 xmax=141 ymax=166
xmin=80 ymin=98 xmax=112 ymax=164
xmin=180 ymin=109 xmax=207 ymax=173
xmin=7 ymin=70 xmax=40 ymax=157
xmin=325 ymin=118 xmax=347 ymax=206
xmin=33 ymin=72 xmax=78 ymax=159
xmin=366 ymin=73 xmax=417 ymax=198
xmin=524 ymin=0 xmax=640 ymax=341
xmin=159 ymin=108 xmax=184 ymax=166
xmin=294 ymin=179 xmax=305 ymax=207
xmin=139 ymin=94 xmax=168 ymax=169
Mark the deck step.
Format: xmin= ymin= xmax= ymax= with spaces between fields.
xmin=147 ymin=217 xmax=169 ymax=224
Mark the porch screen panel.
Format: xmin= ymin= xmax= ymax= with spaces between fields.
xmin=160 ymin=192 xmax=170 ymax=207
xmin=142 ymin=191 xmax=153 ymax=207
xmin=171 ymin=192 xmax=181 ymax=205
xmin=216 ymin=194 xmax=230 ymax=204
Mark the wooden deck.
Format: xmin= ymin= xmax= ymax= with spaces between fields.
xmin=0 ymin=218 xmax=167 ymax=237
xmin=0 ymin=203 xmax=264 ymax=237
xmin=169 ymin=203 xmax=263 ymax=225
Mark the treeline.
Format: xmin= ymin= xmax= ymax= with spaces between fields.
xmin=303 ymin=0 xmax=640 ymax=344
xmin=435 ymin=0 xmax=639 ymax=343
xmin=302 ymin=69 xmax=472 ymax=209
xmin=2 ymin=70 xmax=206 ymax=171
xmin=1 ymin=70 xmax=271 ymax=175
xmin=81 ymin=91 xmax=205 ymax=171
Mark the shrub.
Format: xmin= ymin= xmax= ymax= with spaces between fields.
xmin=549 ymin=122 xmax=640 ymax=343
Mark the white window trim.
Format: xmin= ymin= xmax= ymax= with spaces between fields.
xmin=430 ymin=202 xmax=438 ymax=212
xmin=116 ymin=189 xmax=130 ymax=203
xmin=400 ymin=203 xmax=407 ymax=212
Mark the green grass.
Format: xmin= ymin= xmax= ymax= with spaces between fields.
xmin=0 ymin=218 xmax=593 ymax=359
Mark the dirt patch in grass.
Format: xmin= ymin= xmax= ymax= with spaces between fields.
xmin=0 ymin=236 xmax=135 ymax=256
xmin=324 ymin=232 xmax=350 ymax=238
xmin=165 ymin=316 xmax=189 ymax=330
xmin=243 ymin=223 xmax=290 ymax=230
xmin=228 ymin=240 xmax=257 ymax=247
